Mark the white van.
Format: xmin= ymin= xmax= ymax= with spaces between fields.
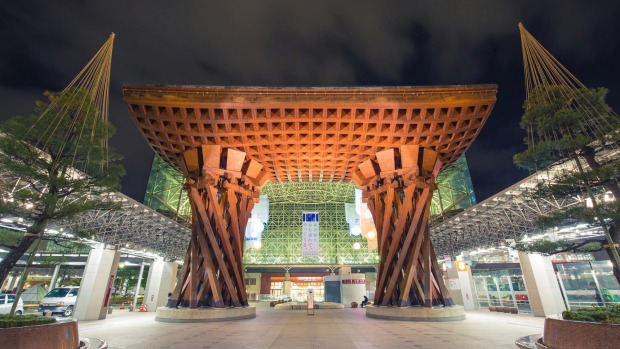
xmin=38 ymin=286 xmax=79 ymax=317
xmin=0 ymin=294 xmax=24 ymax=315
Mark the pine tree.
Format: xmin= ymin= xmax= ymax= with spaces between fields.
xmin=514 ymin=85 xmax=620 ymax=283
xmin=0 ymin=88 xmax=125 ymax=287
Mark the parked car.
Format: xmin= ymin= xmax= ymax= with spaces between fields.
xmin=38 ymin=286 xmax=79 ymax=317
xmin=0 ymin=294 xmax=24 ymax=315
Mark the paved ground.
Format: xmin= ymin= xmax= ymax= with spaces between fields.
xmin=77 ymin=302 xmax=544 ymax=349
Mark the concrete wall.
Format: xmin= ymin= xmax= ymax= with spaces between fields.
xmin=75 ymin=246 xmax=120 ymax=320
xmin=518 ymin=251 xmax=566 ymax=317
xmin=245 ymin=272 xmax=261 ymax=301
xmin=340 ymin=273 xmax=366 ymax=306
xmin=144 ymin=259 xmax=179 ymax=312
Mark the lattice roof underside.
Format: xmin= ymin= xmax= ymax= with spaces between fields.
xmin=430 ymin=148 xmax=620 ymax=257
xmin=123 ymin=85 xmax=497 ymax=182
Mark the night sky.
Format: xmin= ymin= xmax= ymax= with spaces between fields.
xmin=2 ymin=2 xmax=620 ymax=203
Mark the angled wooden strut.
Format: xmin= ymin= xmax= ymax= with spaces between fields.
xmin=169 ymin=145 xmax=267 ymax=308
xmin=352 ymin=145 xmax=454 ymax=307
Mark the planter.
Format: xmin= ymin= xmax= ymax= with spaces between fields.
xmin=537 ymin=318 xmax=620 ymax=349
xmin=0 ymin=320 xmax=79 ymax=349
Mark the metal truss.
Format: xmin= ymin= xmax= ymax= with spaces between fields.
xmin=51 ymin=192 xmax=190 ymax=260
xmin=245 ymin=182 xmax=376 ymax=265
xmin=431 ymin=155 xmax=477 ymax=221
xmin=0 ymin=169 xmax=190 ymax=261
xmin=143 ymin=155 xmax=191 ymax=224
xmin=430 ymin=149 xmax=620 ymax=257
xmin=261 ymin=181 xmax=355 ymax=204
xmin=244 ymin=201 xmax=377 ymax=266
xmin=142 ymin=156 xmax=478 ymax=264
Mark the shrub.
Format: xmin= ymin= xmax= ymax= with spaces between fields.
xmin=0 ymin=314 xmax=56 ymax=329
xmin=562 ymin=305 xmax=620 ymax=324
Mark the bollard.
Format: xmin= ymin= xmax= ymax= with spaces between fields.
xmin=108 ymin=306 xmax=113 ymax=314
xmin=44 ymin=310 xmax=53 ymax=317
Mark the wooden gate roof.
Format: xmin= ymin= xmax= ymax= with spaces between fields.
xmin=123 ymin=85 xmax=497 ymax=183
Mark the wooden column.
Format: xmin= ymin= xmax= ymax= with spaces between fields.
xmin=169 ymin=145 xmax=267 ymax=308
xmin=352 ymin=145 xmax=454 ymax=308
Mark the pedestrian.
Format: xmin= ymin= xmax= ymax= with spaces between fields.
xmin=589 ymin=282 xmax=603 ymax=306
xmin=361 ymin=295 xmax=369 ymax=308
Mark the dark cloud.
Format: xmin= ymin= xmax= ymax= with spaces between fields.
xmin=1 ymin=1 xmax=620 ymax=201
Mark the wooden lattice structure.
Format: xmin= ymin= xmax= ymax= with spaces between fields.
xmin=352 ymin=145 xmax=452 ymax=306
xmin=124 ymin=85 xmax=497 ymax=309
xmin=172 ymin=146 xmax=265 ymax=308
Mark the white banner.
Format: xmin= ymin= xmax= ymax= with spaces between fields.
xmin=302 ymin=212 xmax=319 ymax=256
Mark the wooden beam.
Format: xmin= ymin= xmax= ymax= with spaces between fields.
xmin=190 ymin=188 xmax=241 ymax=307
xmin=376 ymin=148 xmax=397 ymax=173
xmin=381 ymin=187 xmax=431 ymax=306
xmin=400 ymin=144 xmax=419 ymax=170
xmin=183 ymin=149 xmax=200 ymax=173
xmin=201 ymin=145 xmax=222 ymax=169
xmin=226 ymin=148 xmax=246 ymax=172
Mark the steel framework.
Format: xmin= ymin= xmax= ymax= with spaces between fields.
xmin=430 ymin=149 xmax=620 ymax=257
xmin=143 ymin=155 xmax=191 ymax=224
xmin=244 ymin=182 xmax=377 ymax=266
xmin=143 ymin=156 xmax=478 ymax=265
xmin=431 ymin=155 xmax=476 ymax=222
xmin=0 ymin=169 xmax=190 ymax=260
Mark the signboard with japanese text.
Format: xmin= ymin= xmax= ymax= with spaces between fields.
xmin=342 ymin=279 xmax=366 ymax=284
xmin=302 ymin=212 xmax=319 ymax=256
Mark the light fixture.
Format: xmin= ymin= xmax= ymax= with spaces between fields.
xmin=353 ymin=242 xmax=361 ymax=250
xmin=362 ymin=210 xmax=373 ymax=220
xmin=253 ymin=241 xmax=262 ymax=249
xmin=456 ymin=260 xmax=467 ymax=272
xmin=366 ymin=230 xmax=376 ymax=240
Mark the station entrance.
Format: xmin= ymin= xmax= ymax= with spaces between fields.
xmin=124 ymin=85 xmax=496 ymax=313
xmin=270 ymin=276 xmax=325 ymax=301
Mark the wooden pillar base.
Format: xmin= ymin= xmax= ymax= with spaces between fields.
xmin=353 ymin=145 xmax=454 ymax=308
xmin=170 ymin=146 xmax=267 ymax=309
xmin=366 ymin=305 xmax=465 ymax=321
xmin=155 ymin=306 xmax=256 ymax=323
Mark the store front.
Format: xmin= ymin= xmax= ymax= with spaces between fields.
xmin=258 ymin=271 xmax=330 ymax=301
xmin=471 ymin=263 xmax=531 ymax=313
xmin=469 ymin=251 xmax=620 ymax=314
xmin=555 ymin=260 xmax=620 ymax=308
xmin=270 ymin=276 xmax=325 ymax=301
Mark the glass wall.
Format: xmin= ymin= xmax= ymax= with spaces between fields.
xmin=291 ymin=281 xmax=324 ymax=302
xmin=142 ymin=155 xmax=478 ymax=266
xmin=472 ymin=267 xmax=531 ymax=313
xmin=555 ymin=260 xmax=620 ymax=309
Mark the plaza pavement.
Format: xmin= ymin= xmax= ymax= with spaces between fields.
xmin=77 ymin=302 xmax=544 ymax=349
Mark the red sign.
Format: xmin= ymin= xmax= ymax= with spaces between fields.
xmin=103 ymin=274 xmax=115 ymax=307
xmin=342 ymin=279 xmax=366 ymax=284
